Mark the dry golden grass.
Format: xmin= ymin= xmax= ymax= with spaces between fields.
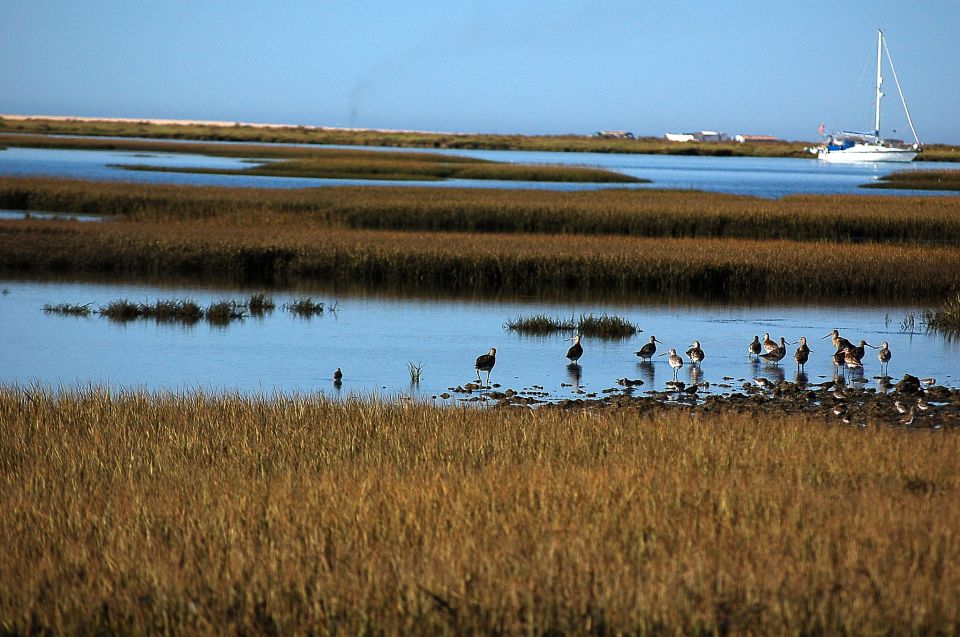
xmin=1 ymin=387 xmax=958 ymax=634
xmin=2 ymin=218 xmax=959 ymax=300
xmin=4 ymin=177 xmax=960 ymax=244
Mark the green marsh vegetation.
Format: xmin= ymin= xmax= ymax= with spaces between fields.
xmin=924 ymin=293 xmax=960 ymax=334
xmin=1 ymin=387 xmax=958 ymax=634
xmin=505 ymin=313 xmax=638 ymax=338
xmin=41 ymin=294 xmax=314 ymax=325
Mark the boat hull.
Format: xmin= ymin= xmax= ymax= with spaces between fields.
xmin=817 ymin=144 xmax=916 ymax=163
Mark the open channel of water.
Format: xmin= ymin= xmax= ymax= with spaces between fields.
xmin=1 ymin=279 xmax=955 ymax=402
xmin=2 ymin=144 xmax=960 ymax=198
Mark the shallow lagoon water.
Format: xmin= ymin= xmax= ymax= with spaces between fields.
xmin=2 ymin=145 xmax=959 ymax=199
xmin=2 ymin=279 xmax=955 ymax=401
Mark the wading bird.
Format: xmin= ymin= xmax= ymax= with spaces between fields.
xmin=843 ymin=347 xmax=863 ymax=371
xmin=659 ymin=348 xmax=684 ymax=378
xmin=822 ymin=329 xmax=854 ymax=354
xmin=762 ymin=332 xmax=777 ymax=354
xmin=760 ymin=337 xmax=789 ymax=365
xmin=686 ymin=341 xmax=705 ymax=366
xmin=877 ymin=341 xmax=892 ymax=374
xmin=333 ymin=368 xmax=343 ymax=382
xmin=853 ymin=339 xmax=876 ymax=361
xmin=794 ymin=336 xmax=812 ymax=371
xmin=635 ymin=336 xmax=662 ymax=361
xmin=475 ymin=347 xmax=496 ymax=386
xmin=565 ymin=334 xmax=583 ymax=364
xmin=748 ymin=335 xmax=762 ymax=359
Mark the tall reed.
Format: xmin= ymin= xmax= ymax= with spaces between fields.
xmin=1 ymin=387 xmax=958 ymax=634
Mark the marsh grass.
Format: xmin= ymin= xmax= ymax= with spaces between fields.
xmin=924 ymin=294 xmax=960 ymax=334
xmin=286 ymin=297 xmax=325 ymax=317
xmin=6 ymin=223 xmax=960 ymax=302
xmin=1 ymin=387 xmax=958 ymax=634
xmin=247 ymin=292 xmax=276 ymax=315
xmin=865 ymin=169 xmax=960 ymax=191
xmin=4 ymin=176 xmax=960 ymax=244
xmin=505 ymin=313 xmax=638 ymax=338
xmin=204 ymin=299 xmax=246 ymax=325
xmin=41 ymin=302 xmax=92 ymax=316
xmin=407 ymin=361 xmax=425 ymax=384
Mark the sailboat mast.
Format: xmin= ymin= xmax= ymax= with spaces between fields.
xmin=874 ymin=29 xmax=883 ymax=139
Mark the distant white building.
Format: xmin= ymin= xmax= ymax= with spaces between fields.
xmin=665 ymin=130 xmax=729 ymax=142
xmin=734 ymin=134 xmax=781 ymax=143
xmin=595 ymin=130 xmax=636 ymax=139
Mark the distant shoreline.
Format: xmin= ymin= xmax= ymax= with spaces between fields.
xmin=0 ymin=113 xmax=469 ymax=136
xmin=3 ymin=114 xmax=958 ymax=161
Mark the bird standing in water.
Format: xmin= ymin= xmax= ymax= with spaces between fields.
xmin=566 ymin=334 xmax=583 ymax=364
xmin=762 ymin=332 xmax=777 ymax=354
xmin=877 ymin=341 xmax=892 ymax=374
xmin=686 ymin=341 xmax=705 ymax=366
xmin=760 ymin=337 xmax=789 ymax=365
xmin=333 ymin=368 xmax=343 ymax=382
xmin=475 ymin=347 xmax=496 ymax=386
xmin=635 ymin=336 xmax=662 ymax=361
xmin=659 ymin=348 xmax=684 ymax=379
xmin=748 ymin=336 xmax=762 ymax=359
xmin=794 ymin=337 xmax=812 ymax=371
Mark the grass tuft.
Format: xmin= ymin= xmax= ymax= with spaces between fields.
xmin=286 ymin=297 xmax=325 ymax=317
xmin=923 ymin=293 xmax=960 ymax=334
xmin=505 ymin=313 xmax=638 ymax=338
xmin=41 ymin=302 xmax=92 ymax=316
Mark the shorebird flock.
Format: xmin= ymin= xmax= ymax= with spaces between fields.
xmin=465 ymin=328 xmax=894 ymax=387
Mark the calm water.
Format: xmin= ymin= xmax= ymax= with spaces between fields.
xmin=2 ymin=144 xmax=959 ymax=198
xmin=1 ymin=280 xmax=955 ymax=401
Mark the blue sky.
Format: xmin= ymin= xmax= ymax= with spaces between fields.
xmin=2 ymin=1 xmax=958 ymax=143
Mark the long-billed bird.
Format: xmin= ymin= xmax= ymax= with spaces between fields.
xmin=843 ymin=347 xmax=863 ymax=371
xmin=853 ymin=339 xmax=876 ymax=361
xmin=822 ymin=329 xmax=854 ymax=354
xmin=760 ymin=337 xmax=789 ymax=365
xmin=565 ymin=334 xmax=583 ymax=364
xmin=475 ymin=347 xmax=496 ymax=385
xmin=635 ymin=336 xmax=662 ymax=361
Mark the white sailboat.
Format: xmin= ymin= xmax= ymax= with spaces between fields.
xmin=817 ymin=29 xmax=921 ymax=163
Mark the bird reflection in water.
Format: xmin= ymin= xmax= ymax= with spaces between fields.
xmin=566 ymin=363 xmax=582 ymax=390
xmin=762 ymin=365 xmax=785 ymax=385
xmin=794 ymin=370 xmax=809 ymax=387
xmin=687 ymin=364 xmax=701 ymax=386
xmin=637 ymin=360 xmax=655 ymax=386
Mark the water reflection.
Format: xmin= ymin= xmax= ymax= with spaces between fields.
xmin=566 ymin=363 xmax=582 ymax=390
xmin=687 ymin=365 xmax=701 ymax=385
xmin=637 ymin=361 xmax=655 ymax=386
xmin=794 ymin=370 xmax=809 ymax=387
xmin=759 ymin=364 xmax=785 ymax=385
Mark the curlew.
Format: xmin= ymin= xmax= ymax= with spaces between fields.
xmin=635 ymin=336 xmax=662 ymax=361
xmin=475 ymin=347 xmax=496 ymax=386
xmin=565 ymin=334 xmax=583 ymax=364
